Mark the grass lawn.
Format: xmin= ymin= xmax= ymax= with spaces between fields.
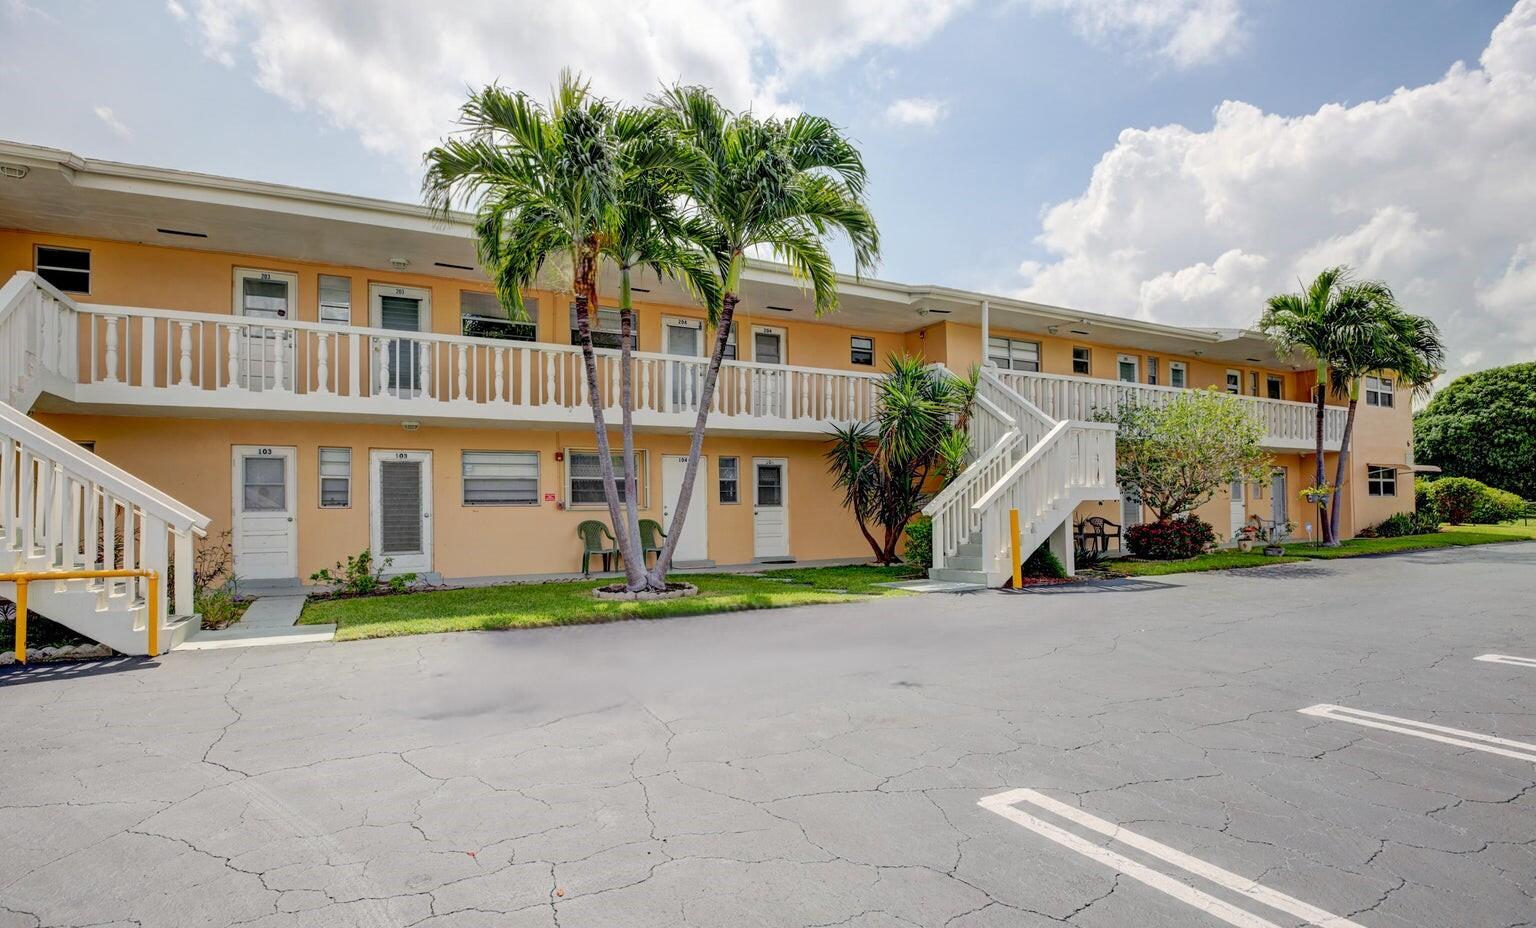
xmin=300 ymin=564 xmax=922 ymax=641
xmin=1107 ymin=522 xmax=1534 ymax=577
xmin=1283 ymin=522 xmax=1536 ymax=558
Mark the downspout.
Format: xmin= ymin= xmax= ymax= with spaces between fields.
xmin=979 ymin=299 xmax=990 ymax=363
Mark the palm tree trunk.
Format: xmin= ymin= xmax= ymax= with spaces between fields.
xmin=1328 ymin=393 xmax=1360 ymax=544
xmin=1312 ymin=370 xmax=1333 ymax=545
xmin=616 ymin=268 xmax=651 ymax=591
xmin=572 ymin=255 xmax=645 ymax=581
xmin=647 ymin=292 xmax=738 ymax=583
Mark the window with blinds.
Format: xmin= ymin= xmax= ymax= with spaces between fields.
xmin=319 ymin=448 xmax=351 ymax=508
xmin=567 ymin=450 xmax=646 ymax=507
xmin=318 ymin=275 xmax=351 ymax=325
xmin=462 ymin=451 xmax=539 ymax=506
xmin=569 ymin=303 xmax=627 ymax=349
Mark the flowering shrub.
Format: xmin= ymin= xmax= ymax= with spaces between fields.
xmin=1126 ymin=516 xmax=1216 ymax=560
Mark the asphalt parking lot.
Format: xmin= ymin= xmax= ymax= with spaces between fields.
xmin=2 ymin=542 xmax=1534 ymax=928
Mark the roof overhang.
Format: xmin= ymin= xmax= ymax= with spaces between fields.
xmin=1 ymin=138 xmax=1301 ymax=359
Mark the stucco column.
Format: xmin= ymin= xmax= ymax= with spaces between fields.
xmin=1048 ymin=516 xmax=1075 ymax=576
xmin=980 ymin=299 xmax=990 ymax=359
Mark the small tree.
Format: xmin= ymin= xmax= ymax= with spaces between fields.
xmin=824 ymin=356 xmax=976 ymax=564
xmin=1414 ymin=362 xmax=1536 ymax=500
xmin=1112 ymin=389 xmax=1273 ymax=523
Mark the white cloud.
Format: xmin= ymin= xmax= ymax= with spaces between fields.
xmin=885 ymin=96 xmax=948 ymax=127
xmin=1020 ymin=0 xmax=1244 ymax=68
xmin=164 ymin=0 xmax=187 ymax=19
xmin=1017 ymin=0 xmax=1536 ymax=377
xmin=93 ymin=105 xmax=131 ymax=139
xmin=169 ymin=0 xmax=967 ymax=165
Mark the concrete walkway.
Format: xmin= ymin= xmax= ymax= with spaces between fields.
xmin=178 ymin=594 xmax=334 ymax=650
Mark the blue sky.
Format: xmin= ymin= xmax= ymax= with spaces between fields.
xmin=3 ymin=0 xmax=1533 ymax=375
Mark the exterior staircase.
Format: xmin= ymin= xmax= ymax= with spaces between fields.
xmin=922 ymin=367 xmax=1118 ymax=587
xmin=1 ymin=272 xmax=210 ymax=656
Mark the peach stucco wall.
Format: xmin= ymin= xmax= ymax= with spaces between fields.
xmin=34 ymin=413 xmax=874 ymax=579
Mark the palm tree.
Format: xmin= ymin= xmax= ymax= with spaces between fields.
xmin=1324 ymin=303 xmax=1444 ymax=541
xmin=423 ymin=73 xmax=709 ymax=590
xmin=1258 ymin=266 xmax=1386 ymax=545
xmin=644 ymin=86 xmax=881 ymax=584
xmin=825 ymin=356 xmax=975 ymax=563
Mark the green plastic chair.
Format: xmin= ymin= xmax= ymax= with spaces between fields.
xmin=638 ymin=519 xmax=666 ymax=567
xmin=577 ymin=520 xmax=620 ymax=576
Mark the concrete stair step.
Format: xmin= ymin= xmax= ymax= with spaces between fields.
xmin=928 ymin=567 xmax=990 ymax=586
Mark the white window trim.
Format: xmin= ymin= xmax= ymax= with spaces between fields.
xmin=369 ymin=283 xmax=432 ymax=331
xmin=318 ymin=447 xmax=352 ymax=509
xmin=318 ymin=274 xmax=352 ymax=326
xmin=1365 ymin=375 xmax=1396 ymax=407
xmin=1146 ymin=357 xmax=1159 ymax=386
xmin=1116 ymin=354 xmax=1139 ymax=383
xmin=1267 ymin=375 xmax=1284 ymax=400
xmin=1225 ymin=369 xmax=1241 ymax=394
xmin=461 ymin=450 xmax=540 ymax=507
xmin=1071 ymin=346 xmax=1092 ymax=375
xmin=1366 ymin=465 xmax=1398 ymax=496
xmin=1168 ymin=361 xmax=1188 ymax=388
xmin=565 ymin=449 xmax=649 ymax=510
xmin=987 ymin=335 xmax=1041 ymax=372
xmin=662 ymin=316 xmax=706 ymax=357
xmin=850 ymin=335 xmax=876 ymax=366
xmin=719 ymin=455 xmax=741 ymax=504
xmin=233 ymin=267 xmax=299 ymax=318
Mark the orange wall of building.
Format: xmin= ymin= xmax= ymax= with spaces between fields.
xmin=33 ymin=413 xmax=875 ymax=579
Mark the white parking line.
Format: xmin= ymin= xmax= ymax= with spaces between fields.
xmin=978 ymin=789 xmax=1365 ymax=928
xmin=1299 ymin=704 xmax=1536 ymax=763
xmin=1475 ymin=653 xmax=1536 ymax=669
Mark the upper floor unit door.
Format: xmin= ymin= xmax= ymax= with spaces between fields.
xmin=751 ymin=325 xmax=787 ymax=418
xmin=234 ymin=268 xmax=297 ymax=392
xmin=370 ymin=284 xmax=432 ymax=399
xmin=663 ymin=316 xmax=704 ymax=411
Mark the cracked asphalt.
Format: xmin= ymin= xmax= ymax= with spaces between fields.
xmin=2 ymin=542 xmax=1534 ymax=928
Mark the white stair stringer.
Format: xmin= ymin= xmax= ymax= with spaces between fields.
xmin=2 ymin=273 xmax=211 ymax=656
xmin=923 ymin=369 xmax=1118 ymax=587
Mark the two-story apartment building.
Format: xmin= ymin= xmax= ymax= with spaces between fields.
xmin=0 ymin=141 xmax=1417 ymax=651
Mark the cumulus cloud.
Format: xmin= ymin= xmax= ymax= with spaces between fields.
xmin=1020 ymin=0 xmax=1245 ymax=68
xmin=93 ymin=105 xmax=131 ymax=139
xmin=1017 ymin=0 xmax=1536 ymax=377
xmin=167 ymin=0 xmax=968 ymax=164
xmin=885 ymin=96 xmax=948 ymax=126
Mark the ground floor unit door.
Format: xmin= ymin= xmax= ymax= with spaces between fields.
xmin=371 ymin=450 xmax=433 ymax=575
xmin=232 ymin=445 xmax=298 ymax=580
xmin=1230 ymin=480 xmax=1247 ymax=539
xmin=753 ymin=458 xmax=790 ymax=560
xmin=1271 ymin=469 xmax=1289 ymax=528
xmin=662 ymin=455 xmax=708 ymax=565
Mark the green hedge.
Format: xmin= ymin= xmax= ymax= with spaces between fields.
xmin=1419 ymin=476 xmax=1527 ymax=525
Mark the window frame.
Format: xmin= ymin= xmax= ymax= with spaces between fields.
xmin=719 ymin=456 xmax=740 ymax=504
xmin=565 ymin=449 xmax=648 ymax=509
xmin=1071 ymin=346 xmax=1092 ymax=376
xmin=461 ymin=450 xmax=540 ymax=507
xmin=233 ymin=267 xmax=300 ymax=319
xmin=318 ymin=447 xmax=352 ymax=509
xmin=1364 ymin=375 xmax=1395 ymax=408
xmin=986 ymin=336 xmax=1041 ymax=372
xmin=849 ymin=335 xmax=875 ymax=367
xmin=569 ymin=303 xmax=628 ymax=350
xmin=1248 ymin=371 xmax=1260 ymax=396
xmin=1168 ymin=361 xmax=1188 ymax=389
xmin=462 ymin=290 xmax=538 ymax=342
xmin=1366 ymin=465 xmax=1398 ymax=497
xmin=1116 ymin=354 xmax=1139 ymax=383
xmin=1225 ymin=369 xmax=1241 ymax=394
xmin=318 ymin=274 xmax=352 ymax=326
xmin=1146 ymin=357 xmax=1159 ymax=386
xmin=1266 ymin=375 xmax=1284 ymax=400
xmin=34 ymin=244 xmax=91 ymax=294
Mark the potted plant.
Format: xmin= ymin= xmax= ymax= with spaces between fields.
xmin=1235 ymin=521 xmax=1261 ymax=553
xmin=1263 ymin=520 xmax=1295 ymax=556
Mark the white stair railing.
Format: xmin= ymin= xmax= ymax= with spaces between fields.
xmin=0 ymin=272 xmax=79 ymax=411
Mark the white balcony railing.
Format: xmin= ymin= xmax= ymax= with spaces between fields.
xmin=993 ymin=369 xmax=1346 ymax=451
xmin=26 ymin=292 xmax=883 ymax=432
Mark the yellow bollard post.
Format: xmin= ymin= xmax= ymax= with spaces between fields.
xmin=1009 ymin=508 xmax=1023 ymax=590
xmin=14 ymin=578 xmax=27 ymax=664
xmin=146 ymin=571 xmax=160 ymax=657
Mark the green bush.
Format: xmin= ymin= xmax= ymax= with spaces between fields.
xmin=1125 ymin=516 xmax=1216 ymax=560
xmin=902 ymin=516 xmax=933 ymax=569
xmin=1421 ymin=476 xmax=1523 ymax=525
xmin=311 ymin=549 xmax=417 ymax=597
xmin=195 ymin=586 xmax=243 ymax=630
xmin=1371 ymin=513 xmax=1419 ymax=538
xmin=1413 ymin=362 xmax=1536 ymax=500
xmin=1022 ymin=543 xmax=1067 ymax=579
xmin=1414 ymin=478 xmax=1440 ymax=524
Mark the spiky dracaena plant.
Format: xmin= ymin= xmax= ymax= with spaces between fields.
xmin=423 ymin=73 xmax=716 ymax=590
xmin=650 ymin=85 xmax=881 ymax=582
xmin=824 ymin=356 xmax=976 ymax=564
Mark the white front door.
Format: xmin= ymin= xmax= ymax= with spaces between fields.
xmin=233 ymin=268 xmax=297 ymax=391
xmin=371 ymin=450 xmax=432 ymax=574
xmin=232 ymin=445 xmax=297 ymax=580
xmin=1230 ymin=480 xmax=1246 ymax=539
xmin=663 ymin=317 xmax=704 ymax=411
xmin=370 ymin=284 xmax=431 ymax=397
xmin=750 ymin=326 xmax=787 ymax=417
xmin=662 ymin=455 xmax=708 ymax=564
xmin=1270 ymin=469 xmax=1288 ymax=527
xmin=753 ymin=458 xmax=790 ymax=560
